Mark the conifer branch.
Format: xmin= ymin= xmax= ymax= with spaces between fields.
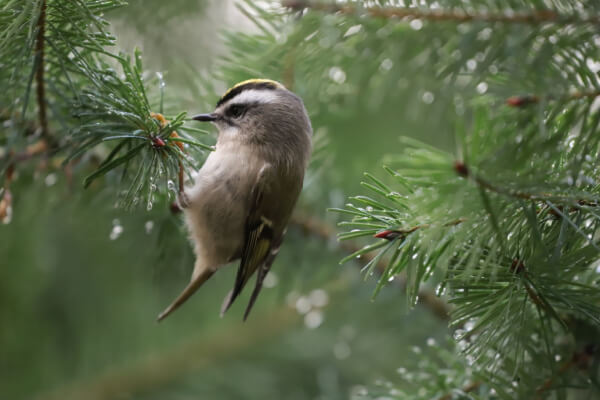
xmin=290 ymin=213 xmax=451 ymax=321
xmin=282 ymin=0 xmax=600 ymax=26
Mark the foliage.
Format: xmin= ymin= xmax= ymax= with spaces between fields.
xmin=0 ymin=0 xmax=212 ymax=209
xmin=208 ymin=0 xmax=600 ymax=397
xmin=2 ymin=0 xmax=600 ymax=399
xmin=292 ymin=0 xmax=600 ymax=397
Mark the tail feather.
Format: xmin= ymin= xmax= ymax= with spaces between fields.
xmin=243 ymin=275 xmax=264 ymax=321
xmin=220 ymin=290 xmax=234 ymax=317
xmin=157 ymin=268 xmax=215 ymax=322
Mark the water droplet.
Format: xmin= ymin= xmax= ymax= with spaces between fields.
xmin=351 ymin=386 xmax=368 ymax=396
xmin=44 ymin=173 xmax=57 ymax=187
xmin=328 ymin=66 xmax=346 ymax=84
xmin=309 ymin=289 xmax=329 ymax=307
xmin=422 ymin=91 xmax=434 ymax=104
xmin=295 ymin=296 xmax=311 ymax=314
xmin=466 ymin=59 xmax=477 ymax=71
xmin=587 ymin=58 xmax=600 ymax=73
xmin=146 ymin=200 xmax=153 ymax=211
xmin=435 ymin=284 xmax=446 ymax=296
xmin=167 ymin=180 xmax=176 ymax=192
xmin=333 ymin=341 xmax=351 ymax=359
xmin=476 ymin=82 xmax=488 ymax=94
xmin=109 ymin=219 xmax=123 ymax=240
xmin=304 ymin=310 xmax=324 ymax=329
xmin=145 ymin=220 xmax=154 ymax=234
xmin=477 ymin=27 xmax=492 ymax=40
xmin=465 ymin=319 xmax=475 ymax=332
xmin=380 ymin=58 xmax=393 ymax=71
xmin=343 ymin=24 xmax=362 ymax=37
xmin=263 ymin=271 xmax=278 ymax=288
xmin=409 ymin=19 xmax=423 ymax=30
xmin=426 ymin=338 xmax=436 ymax=346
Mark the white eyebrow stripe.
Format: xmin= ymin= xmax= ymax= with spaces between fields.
xmin=218 ymin=89 xmax=279 ymax=110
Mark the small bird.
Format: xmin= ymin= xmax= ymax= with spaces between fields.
xmin=157 ymin=79 xmax=312 ymax=322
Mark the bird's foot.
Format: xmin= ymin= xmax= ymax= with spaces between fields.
xmin=177 ymin=191 xmax=190 ymax=209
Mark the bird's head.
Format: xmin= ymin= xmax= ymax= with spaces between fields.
xmin=193 ymin=79 xmax=312 ymax=162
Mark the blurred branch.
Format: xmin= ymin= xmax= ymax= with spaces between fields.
xmin=282 ymin=0 xmax=600 ymax=25
xmin=290 ymin=213 xmax=451 ymax=321
xmin=37 ymin=310 xmax=298 ymax=400
xmin=36 ymin=277 xmax=351 ymax=400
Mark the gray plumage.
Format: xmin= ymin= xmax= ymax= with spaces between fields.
xmin=157 ymin=80 xmax=312 ymax=322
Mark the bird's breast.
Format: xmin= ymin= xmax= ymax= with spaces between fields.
xmin=182 ymin=148 xmax=262 ymax=264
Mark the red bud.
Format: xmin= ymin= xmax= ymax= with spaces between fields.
xmin=152 ymin=137 xmax=166 ymax=148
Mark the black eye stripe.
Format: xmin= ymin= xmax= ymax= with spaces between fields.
xmin=226 ymin=104 xmax=246 ymax=118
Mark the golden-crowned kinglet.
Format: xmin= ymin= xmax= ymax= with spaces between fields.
xmin=157 ymin=79 xmax=312 ymax=321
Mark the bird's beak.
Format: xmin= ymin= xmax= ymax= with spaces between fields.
xmin=192 ymin=113 xmax=218 ymax=122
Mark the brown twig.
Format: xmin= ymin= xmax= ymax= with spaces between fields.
xmin=374 ymin=218 xmax=465 ymax=240
xmin=506 ymin=90 xmax=600 ymax=108
xmin=535 ymin=345 xmax=596 ymax=399
xmin=35 ymin=0 xmax=50 ymax=143
xmin=438 ymin=380 xmax=482 ymax=400
xmin=453 ymin=161 xmax=598 ymax=207
xmin=282 ymin=1 xmax=600 ymax=26
xmin=289 ymin=213 xmax=451 ymax=321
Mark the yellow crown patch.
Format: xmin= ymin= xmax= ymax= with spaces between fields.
xmin=217 ymin=79 xmax=285 ymax=107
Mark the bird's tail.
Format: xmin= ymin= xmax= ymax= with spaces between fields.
xmin=157 ymin=268 xmax=215 ymax=322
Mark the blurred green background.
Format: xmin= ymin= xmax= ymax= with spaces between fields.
xmin=0 ymin=1 xmax=452 ymax=399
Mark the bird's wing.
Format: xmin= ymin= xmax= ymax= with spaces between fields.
xmin=220 ymin=164 xmax=277 ymax=318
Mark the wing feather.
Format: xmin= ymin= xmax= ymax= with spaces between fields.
xmin=221 ymin=164 xmax=276 ymax=316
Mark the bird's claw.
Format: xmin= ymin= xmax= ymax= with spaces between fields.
xmin=177 ymin=191 xmax=190 ymax=209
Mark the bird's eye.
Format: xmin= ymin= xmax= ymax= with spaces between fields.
xmin=227 ymin=104 xmax=245 ymax=118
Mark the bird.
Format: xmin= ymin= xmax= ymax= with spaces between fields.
xmin=157 ymin=79 xmax=312 ymax=322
